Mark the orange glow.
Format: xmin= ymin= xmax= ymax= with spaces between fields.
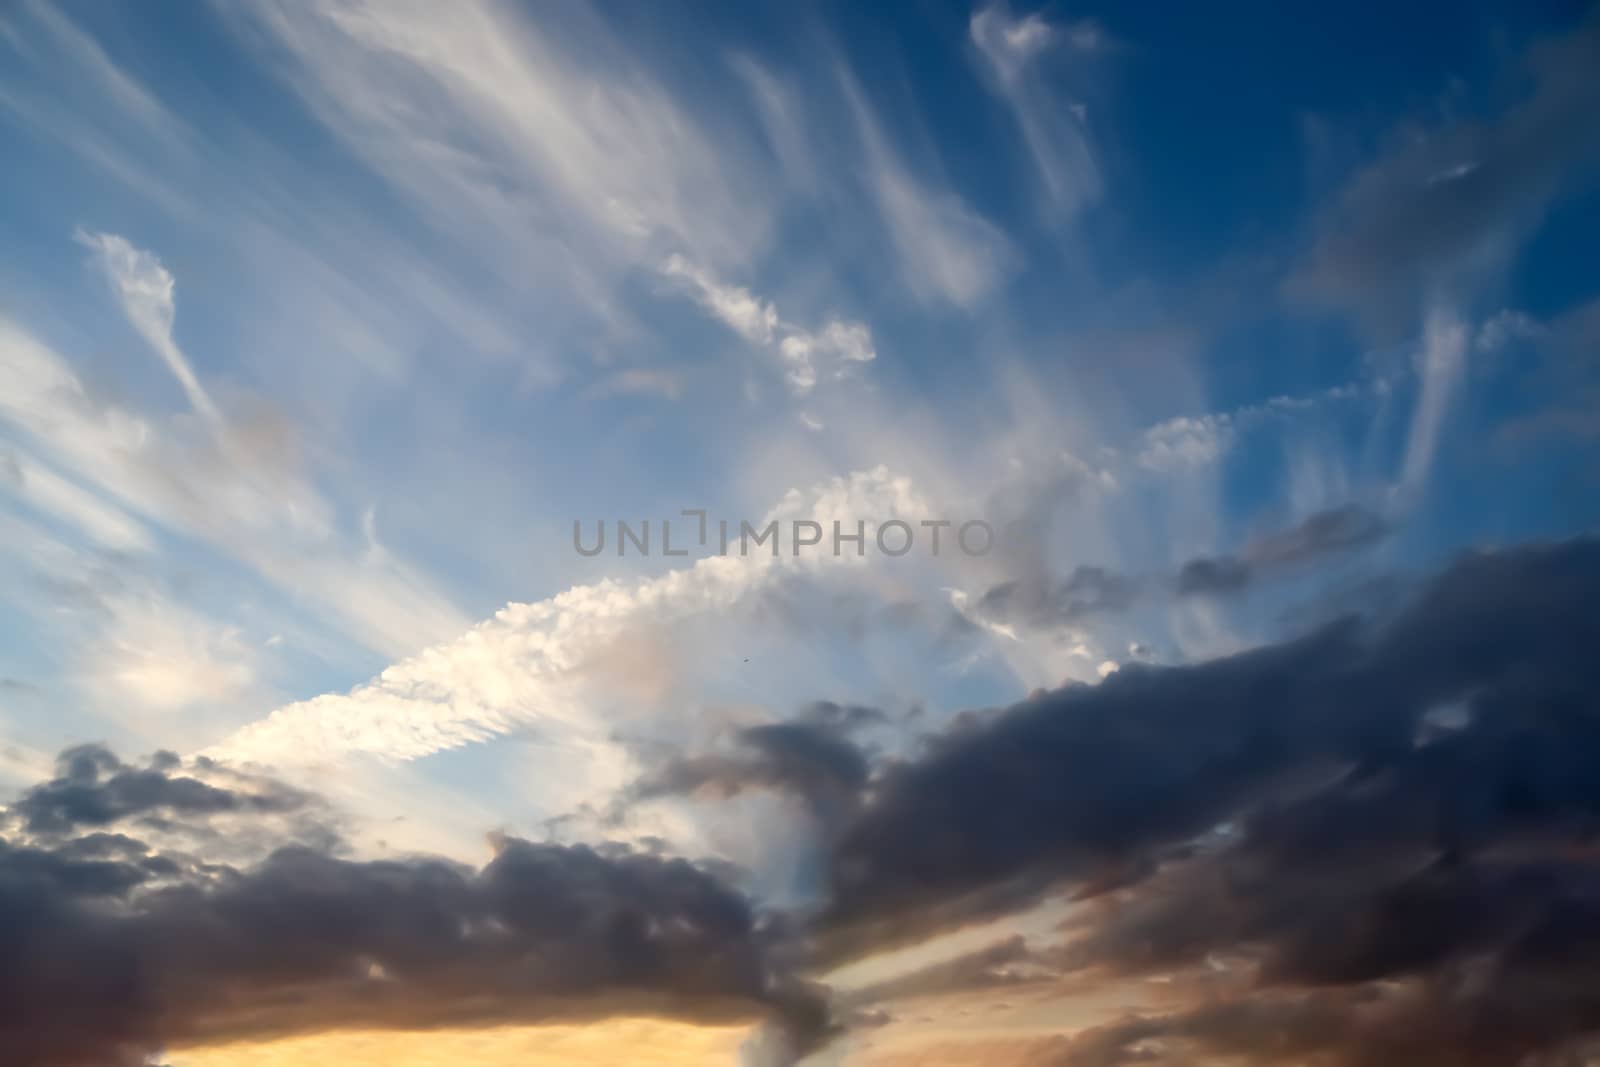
xmin=166 ymin=1020 xmax=749 ymax=1067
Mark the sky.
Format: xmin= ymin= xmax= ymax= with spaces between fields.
xmin=2 ymin=0 xmax=1599 ymax=1064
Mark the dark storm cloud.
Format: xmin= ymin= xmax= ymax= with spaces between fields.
xmin=1289 ymin=16 xmax=1600 ymax=327
xmin=1043 ymin=979 xmax=1600 ymax=1067
xmin=814 ymin=535 xmax=1600 ymax=1063
xmin=0 ymin=753 xmax=828 ymax=1067
xmin=630 ymin=719 xmax=872 ymax=831
xmin=825 ymin=536 xmax=1600 ymax=939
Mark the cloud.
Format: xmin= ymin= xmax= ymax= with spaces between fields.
xmin=0 ymin=295 xmax=468 ymax=663
xmin=840 ymin=934 xmax=1044 ymax=1008
xmin=213 ymin=467 xmax=931 ymax=778
xmin=1045 ymin=983 xmax=1582 ymax=1067
xmin=663 ymin=255 xmax=875 ymax=396
xmin=0 ymin=747 xmax=828 ymax=1067
xmin=841 ymin=67 xmax=1014 ymax=309
xmin=1176 ymin=503 xmax=1391 ymax=596
xmin=664 ymin=255 xmax=780 ymax=346
xmin=233 ymin=0 xmax=772 ymax=295
xmin=978 ymin=565 xmax=1139 ymax=627
xmin=87 ymin=593 xmax=263 ymax=714
xmin=1135 ymin=412 xmax=1235 ymax=473
xmin=976 ymin=504 xmax=1390 ymax=626
xmin=730 ymin=56 xmax=819 ymax=197
xmin=1289 ymin=17 xmax=1600 ymax=326
xmin=0 ymin=445 xmax=151 ymax=553
xmin=1397 ymin=305 xmax=1470 ymax=495
xmin=822 ymin=537 xmax=1600 ymax=971
xmin=7 ymin=744 xmax=312 ymax=837
xmin=970 ymin=3 xmax=1102 ymax=219
xmin=629 ymin=719 xmax=871 ymax=832
xmin=1133 ymin=379 xmax=1365 ymax=477
xmin=76 ymin=229 xmax=221 ymax=425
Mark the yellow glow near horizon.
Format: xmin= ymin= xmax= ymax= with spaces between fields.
xmin=166 ymin=1019 xmax=750 ymax=1067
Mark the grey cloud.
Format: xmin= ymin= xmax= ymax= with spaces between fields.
xmin=979 ymin=564 xmax=1140 ymax=627
xmin=1290 ymin=17 xmax=1600 ymax=327
xmin=813 ymin=535 xmax=1600 ymax=1063
xmin=631 ymin=719 xmax=872 ymax=832
xmin=1178 ymin=503 xmax=1390 ymax=597
xmin=1050 ymin=963 xmax=1600 ymax=1067
xmin=825 ymin=537 xmax=1600 ymax=944
xmin=1245 ymin=503 xmax=1389 ymax=568
xmin=1172 ymin=554 xmax=1253 ymax=596
xmin=841 ymin=934 xmax=1047 ymax=1008
xmin=8 ymin=744 xmax=314 ymax=836
xmin=0 ymin=751 xmax=830 ymax=1067
xmin=979 ymin=504 xmax=1390 ymax=625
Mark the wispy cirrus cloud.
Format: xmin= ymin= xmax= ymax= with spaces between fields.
xmin=970 ymin=2 xmax=1102 ymax=221
xmin=663 ymin=255 xmax=876 ymax=397
xmin=840 ymin=65 xmax=1015 ymax=309
xmin=0 ymin=274 xmax=467 ymax=664
xmin=76 ymin=228 xmax=221 ymax=425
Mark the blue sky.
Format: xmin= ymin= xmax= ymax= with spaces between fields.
xmin=2 ymin=2 xmax=1599 ymax=1064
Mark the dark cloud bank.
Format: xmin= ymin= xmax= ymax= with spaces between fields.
xmin=8 ymin=536 xmax=1600 ymax=1065
xmin=821 ymin=535 xmax=1600 ymax=1064
xmin=0 ymin=748 xmax=827 ymax=1066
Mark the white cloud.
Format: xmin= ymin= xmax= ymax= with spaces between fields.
xmin=212 ymin=467 xmax=933 ymax=817
xmin=1399 ymin=305 xmax=1468 ymax=493
xmin=76 ymin=229 xmax=221 ymax=424
xmin=970 ymin=3 xmax=1101 ymax=220
xmin=842 ymin=67 xmax=1014 ymax=309
xmin=664 ymin=254 xmax=875 ymax=397
xmin=0 ymin=309 xmax=466 ymax=662
xmin=0 ymin=509 xmax=263 ymax=720
xmin=90 ymin=596 xmax=260 ymax=713
xmin=1135 ymin=380 xmax=1369 ymax=475
xmin=663 ymin=255 xmax=779 ymax=345
xmin=236 ymin=0 xmax=771 ymax=287
xmin=1136 ymin=413 xmax=1234 ymax=473
xmin=730 ymin=56 xmax=818 ymax=196
xmin=1475 ymin=308 xmax=1543 ymax=353
xmin=1 ymin=446 xmax=151 ymax=553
